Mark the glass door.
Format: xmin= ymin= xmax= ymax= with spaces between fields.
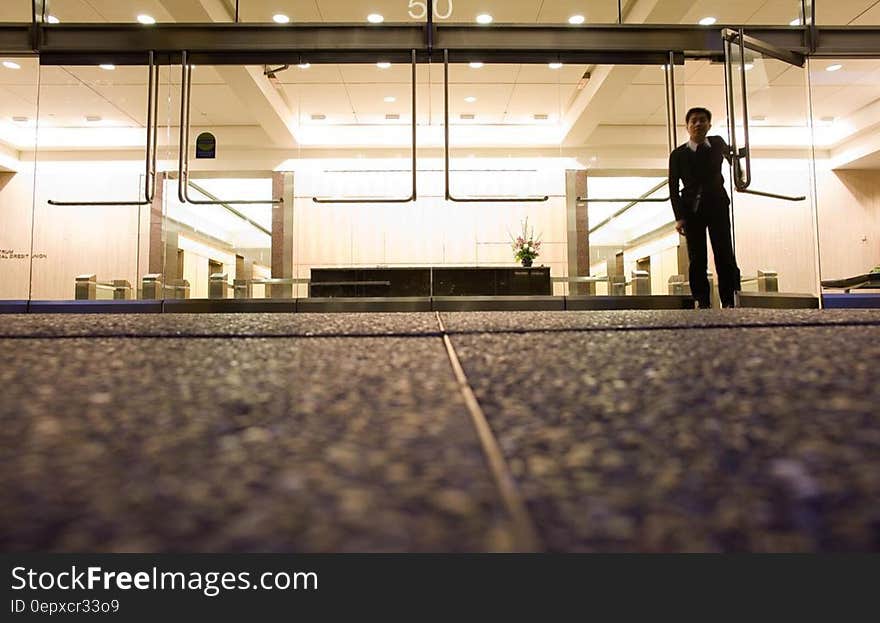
xmin=723 ymin=29 xmax=818 ymax=298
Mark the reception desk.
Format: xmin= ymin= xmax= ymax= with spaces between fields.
xmin=309 ymin=266 xmax=551 ymax=297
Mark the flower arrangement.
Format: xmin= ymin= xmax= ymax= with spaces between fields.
xmin=510 ymin=218 xmax=542 ymax=267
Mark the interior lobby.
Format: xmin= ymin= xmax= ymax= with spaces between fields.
xmin=1 ymin=1 xmax=878 ymax=552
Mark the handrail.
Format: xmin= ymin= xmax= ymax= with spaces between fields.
xmin=723 ymin=29 xmax=806 ymax=202
xmin=576 ymin=51 xmax=675 ymax=206
xmin=178 ymin=50 xmax=283 ymax=206
xmin=444 ymin=49 xmax=548 ymax=203
xmin=49 ymin=51 xmax=160 ymax=206
xmin=186 ymin=180 xmax=272 ymax=236
xmin=313 ymin=49 xmax=417 ymax=203
xmin=588 ymin=180 xmax=668 ymax=235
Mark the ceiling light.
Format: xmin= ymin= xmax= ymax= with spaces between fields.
xmin=85 ymin=115 xmax=102 ymax=123
xmin=137 ymin=15 xmax=156 ymax=25
xmin=568 ymin=15 xmax=585 ymax=25
xmin=549 ymin=62 xmax=563 ymax=69
xmin=469 ymin=62 xmax=484 ymax=69
xmin=464 ymin=96 xmax=477 ymax=103
xmin=99 ymin=64 xmax=116 ymax=71
xmin=384 ymin=96 xmax=396 ymax=103
xmin=377 ymin=62 xmax=392 ymax=69
xmin=310 ymin=114 xmax=326 ymax=120
xmin=699 ymin=17 xmax=717 ymax=26
xmin=46 ymin=15 xmax=60 ymax=24
xmin=744 ymin=63 xmax=754 ymax=71
xmin=297 ymin=62 xmax=311 ymax=69
xmin=367 ymin=14 xmax=384 ymax=24
xmin=273 ymin=14 xmax=290 ymax=24
xmin=12 ymin=116 xmax=29 ymax=123
xmin=385 ymin=114 xmax=400 ymax=120
xmin=826 ymin=64 xmax=843 ymax=72
xmin=790 ymin=18 xmax=801 ymax=26
xmin=533 ymin=114 xmax=549 ymax=120
xmin=2 ymin=61 xmax=21 ymax=70
xmin=476 ymin=14 xmax=493 ymax=24
xmin=460 ymin=113 xmax=475 ymax=120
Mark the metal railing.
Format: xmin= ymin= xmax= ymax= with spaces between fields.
xmin=723 ymin=28 xmax=806 ymax=202
xmin=443 ymin=49 xmax=548 ymax=203
xmin=313 ymin=50 xmax=418 ymax=203
xmin=178 ymin=50 xmax=283 ymax=206
xmin=49 ymin=51 xmax=159 ymax=206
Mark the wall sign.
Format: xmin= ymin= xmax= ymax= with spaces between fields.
xmin=196 ymin=132 xmax=217 ymax=159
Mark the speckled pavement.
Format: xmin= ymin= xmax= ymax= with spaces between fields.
xmin=1 ymin=309 xmax=878 ymax=551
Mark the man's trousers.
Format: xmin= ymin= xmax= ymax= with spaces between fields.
xmin=684 ymin=200 xmax=741 ymax=308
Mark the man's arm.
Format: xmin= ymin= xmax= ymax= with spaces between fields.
xmin=716 ymin=135 xmax=734 ymax=164
xmin=668 ymin=149 xmax=684 ymax=221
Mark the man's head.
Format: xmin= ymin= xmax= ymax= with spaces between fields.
xmin=685 ymin=107 xmax=712 ymax=143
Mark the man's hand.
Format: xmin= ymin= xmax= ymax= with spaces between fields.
xmin=675 ymin=219 xmax=686 ymax=236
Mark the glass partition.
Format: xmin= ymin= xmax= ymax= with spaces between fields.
xmin=38 ymin=0 xmax=176 ymax=24
xmin=724 ymin=32 xmax=818 ymax=296
xmin=0 ymin=56 xmax=39 ymax=300
xmin=237 ymin=0 xmax=427 ymax=23
xmin=29 ymin=58 xmax=172 ymax=300
xmin=809 ymin=57 xmax=880 ymax=292
xmin=0 ymin=0 xmax=31 ymax=22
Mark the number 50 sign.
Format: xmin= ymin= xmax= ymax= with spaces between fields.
xmin=408 ymin=0 xmax=453 ymax=19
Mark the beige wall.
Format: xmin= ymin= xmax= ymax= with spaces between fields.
xmin=815 ymin=167 xmax=880 ymax=280
xmin=0 ymin=169 xmax=35 ymax=299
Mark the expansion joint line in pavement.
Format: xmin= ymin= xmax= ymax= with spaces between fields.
xmin=434 ymin=311 xmax=542 ymax=552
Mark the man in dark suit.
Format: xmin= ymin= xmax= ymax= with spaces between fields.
xmin=668 ymin=107 xmax=741 ymax=309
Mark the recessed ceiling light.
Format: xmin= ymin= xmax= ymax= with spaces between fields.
xmin=469 ymin=62 xmax=484 ymax=69
xmin=2 ymin=61 xmax=21 ymax=70
xmin=384 ymin=96 xmax=396 ymax=103
xmin=533 ymin=113 xmax=549 ymax=120
xmin=46 ymin=15 xmax=60 ymax=24
xmin=568 ymin=15 xmax=585 ymax=25
xmin=790 ymin=18 xmax=801 ymax=26
xmin=85 ymin=115 xmax=102 ymax=123
xmin=297 ymin=62 xmax=311 ymax=69
xmin=744 ymin=63 xmax=754 ymax=71
xmin=699 ymin=17 xmax=717 ymax=26
xmin=12 ymin=116 xmax=29 ymax=123
xmin=464 ymin=96 xmax=477 ymax=103
xmin=377 ymin=62 xmax=392 ymax=69
xmin=310 ymin=114 xmax=326 ymax=120
xmin=137 ymin=15 xmax=156 ymax=25
xmin=549 ymin=62 xmax=563 ymax=69
xmin=460 ymin=113 xmax=475 ymax=120
xmin=385 ymin=113 xmax=400 ymax=120
xmin=826 ymin=64 xmax=843 ymax=72
xmin=476 ymin=14 xmax=493 ymax=24
xmin=99 ymin=64 xmax=116 ymax=71
xmin=273 ymin=14 xmax=290 ymax=24
xmin=367 ymin=14 xmax=384 ymax=24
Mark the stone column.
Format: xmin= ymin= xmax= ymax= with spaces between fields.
xmin=271 ymin=172 xmax=294 ymax=298
xmin=565 ymin=170 xmax=591 ymax=295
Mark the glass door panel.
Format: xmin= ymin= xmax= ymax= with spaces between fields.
xmin=165 ymin=59 xmax=278 ymax=299
xmin=0 ymin=55 xmax=39 ymax=300
xmin=725 ymin=32 xmax=818 ymax=297
xmin=809 ymin=58 xmax=880 ymax=293
xmin=30 ymin=57 xmax=172 ymax=300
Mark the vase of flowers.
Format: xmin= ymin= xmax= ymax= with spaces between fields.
xmin=510 ymin=218 xmax=542 ymax=268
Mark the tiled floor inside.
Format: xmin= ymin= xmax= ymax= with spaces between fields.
xmin=1 ymin=309 xmax=878 ymax=552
